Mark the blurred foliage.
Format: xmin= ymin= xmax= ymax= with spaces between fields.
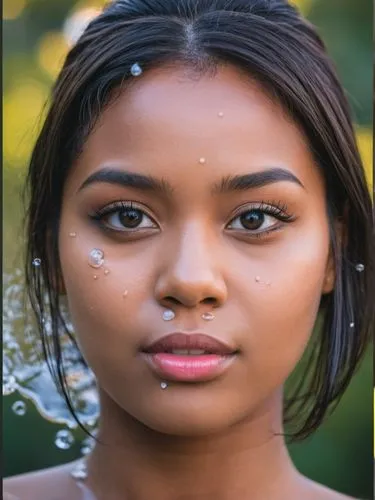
xmin=3 ymin=1 xmax=373 ymax=499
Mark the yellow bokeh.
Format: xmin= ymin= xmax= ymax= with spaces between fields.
xmin=37 ymin=32 xmax=70 ymax=80
xmin=3 ymin=80 xmax=49 ymax=168
xmin=290 ymin=0 xmax=313 ymax=15
xmin=356 ymin=127 xmax=373 ymax=193
xmin=3 ymin=0 xmax=26 ymax=20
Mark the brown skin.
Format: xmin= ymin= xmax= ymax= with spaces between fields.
xmin=4 ymin=65 xmax=355 ymax=500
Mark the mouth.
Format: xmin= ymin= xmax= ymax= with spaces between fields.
xmin=141 ymin=332 xmax=238 ymax=383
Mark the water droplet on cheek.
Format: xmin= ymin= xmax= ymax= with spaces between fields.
xmin=88 ymin=249 xmax=104 ymax=268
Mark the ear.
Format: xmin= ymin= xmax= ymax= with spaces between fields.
xmin=322 ymin=219 xmax=345 ymax=295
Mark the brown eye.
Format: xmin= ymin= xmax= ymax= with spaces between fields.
xmin=118 ymin=208 xmax=143 ymax=228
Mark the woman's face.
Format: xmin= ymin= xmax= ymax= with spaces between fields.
xmin=59 ymin=64 xmax=334 ymax=435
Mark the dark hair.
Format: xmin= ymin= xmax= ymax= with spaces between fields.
xmin=25 ymin=0 xmax=374 ymax=440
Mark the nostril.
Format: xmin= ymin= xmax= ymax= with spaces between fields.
xmin=202 ymin=297 xmax=217 ymax=306
xmin=164 ymin=296 xmax=181 ymax=306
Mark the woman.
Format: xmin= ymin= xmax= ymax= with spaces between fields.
xmin=4 ymin=0 xmax=373 ymax=499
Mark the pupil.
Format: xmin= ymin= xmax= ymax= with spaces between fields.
xmin=119 ymin=209 xmax=142 ymax=228
xmin=240 ymin=211 xmax=264 ymax=230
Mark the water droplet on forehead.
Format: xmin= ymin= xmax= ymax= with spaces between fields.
xmin=88 ymin=249 xmax=104 ymax=268
xmin=55 ymin=429 xmax=75 ymax=450
xmin=130 ymin=62 xmax=143 ymax=76
xmin=12 ymin=400 xmax=26 ymax=416
xmin=32 ymin=258 xmax=41 ymax=267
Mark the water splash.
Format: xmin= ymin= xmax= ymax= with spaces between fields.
xmin=55 ymin=429 xmax=75 ymax=450
xmin=3 ymin=271 xmax=100 ymax=429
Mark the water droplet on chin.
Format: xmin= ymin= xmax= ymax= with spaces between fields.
xmin=12 ymin=400 xmax=27 ymax=416
xmin=88 ymin=249 xmax=104 ymax=268
xmin=55 ymin=429 xmax=75 ymax=450
xmin=160 ymin=382 xmax=168 ymax=390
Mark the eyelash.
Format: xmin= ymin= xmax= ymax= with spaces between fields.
xmin=90 ymin=199 xmax=295 ymax=239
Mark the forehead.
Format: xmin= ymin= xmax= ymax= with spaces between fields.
xmin=69 ymin=64 xmax=320 ymax=193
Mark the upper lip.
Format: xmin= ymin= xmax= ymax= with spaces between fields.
xmin=142 ymin=333 xmax=237 ymax=355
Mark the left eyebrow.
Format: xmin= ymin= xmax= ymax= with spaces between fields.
xmin=78 ymin=168 xmax=174 ymax=196
xmin=212 ymin=168 xmax=305 ymax=194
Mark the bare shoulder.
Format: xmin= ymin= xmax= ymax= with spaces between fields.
xmin=301 ymin=476 xmax=359 ymax=500
xmin=3 ymin=461 xmax=83 ymax=500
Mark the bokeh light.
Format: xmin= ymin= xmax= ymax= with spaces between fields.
xmin=37 ymin=32 xmax=70 ymax=80
xmin=3 ymin=0 xmax=26 ymax=20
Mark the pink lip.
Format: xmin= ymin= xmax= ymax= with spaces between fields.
xmin=142 ymin=332 xmax=236 ymax=355
xmin=142 ymin=352 xmax=236 ymax=382
xmin=141 ymin=332 xmax=238 ymax=382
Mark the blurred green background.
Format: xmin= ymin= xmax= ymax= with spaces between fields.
xmin=3 ymin=0 xmax=373 ymax=498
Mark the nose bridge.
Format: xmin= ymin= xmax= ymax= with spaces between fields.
xmin=155 ymin=221 xmax=227 ymax=307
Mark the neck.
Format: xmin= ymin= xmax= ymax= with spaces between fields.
xmin=86 ymin=390 xmax=299 ymax=500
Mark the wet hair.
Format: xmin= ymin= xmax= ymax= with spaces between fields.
xmin=25 ymin=0 xmax=374 ymax=440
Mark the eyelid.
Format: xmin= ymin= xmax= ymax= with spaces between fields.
xmin=91 ymin=200 xmax=156 ymax=221
xmin=229 ymin=200 xmax=295 ymax=222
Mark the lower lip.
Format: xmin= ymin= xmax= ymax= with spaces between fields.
xmin=142 ymin=353 xmax=236 ymax=382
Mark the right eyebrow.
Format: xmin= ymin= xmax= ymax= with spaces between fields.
xmin=78 ymin=168 xmax=174 ymax=197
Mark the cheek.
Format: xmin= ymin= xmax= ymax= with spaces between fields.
xmin=58 ymin=232 xmax=157 ymax=364
xmin=235 ymin=225 xmax=329 ymax=391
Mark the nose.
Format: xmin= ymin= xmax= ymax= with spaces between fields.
xmin=154 ymin=223 xmax=228 ymax=309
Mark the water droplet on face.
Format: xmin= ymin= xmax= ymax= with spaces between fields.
xmin=255 ymin=276 xmax=261 ymax=283
xmin=3 ymin=374 xmax=17 ymax=396
xmin=69 ymin=232 xmax=77 ymax=238
xmin=104 ymin=269 xmax=110 ymax=275
xmin=88 ymin=249 xmax=104 ymax=268
xmin=122 ymin=290 xmax=129 ymax=298
xmin=199 ymin=157 xmax=206 ymax=164
xmin=162 ymin=310 xmax=175 ymax=321
xmin=12 ymin=400 xmax=26 ymax=416
xmin=32 ymin=258 xmax=41 ymax=267
xmin=350 ymin=322 xmax=355 ymax=328
xmin=202 ymin=312 xmax=215 ymax=321
xmin=93 ymin=275 xmax=98 ymax=280
xmin=160 ymin=382 xmax=168 ymax=390
xmin=266 ymin=281 xmax=271 ymax=286
xmin=55 ymin=429 xmax=75 ymax=450
xmin=355 ymin=263 xmax=365 ymax=272
xmin=218 ymin=111 xmax=224 ymax=117
xmin=130 ymin=62 xmax=143 ymax=76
